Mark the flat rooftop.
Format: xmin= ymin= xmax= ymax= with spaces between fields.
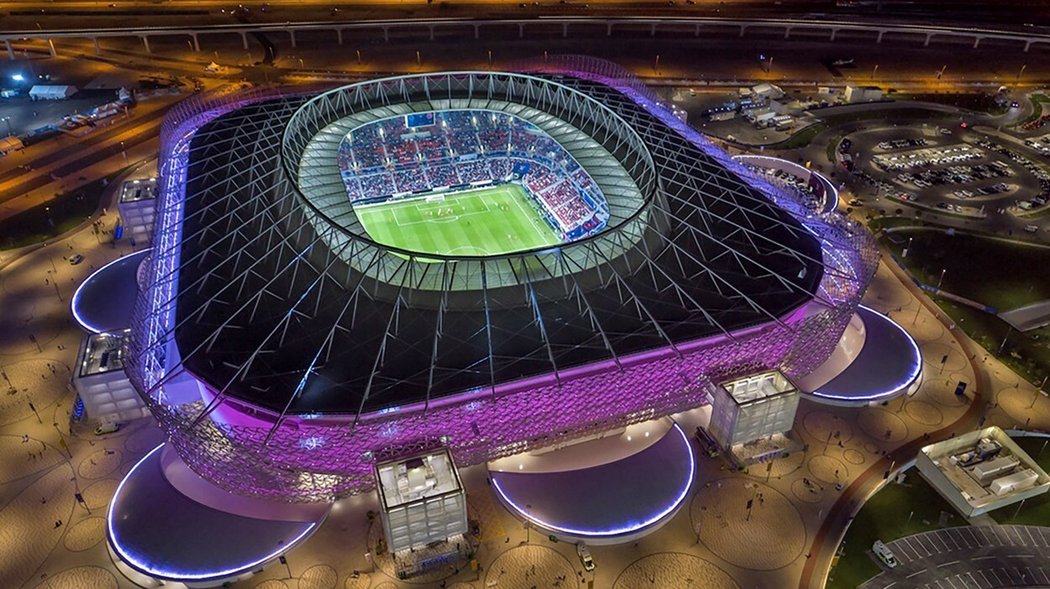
xmin=720 ymin=370 xmax=797 ymax=405
xmin=78 ymin=329 xmax=130 ymax=378
xmin=119 ymin=177 xmax=157 ymax=203
xmin=376 ymin=449 xmax=462 ymax=510
xmin=108 ymin=444 xmax=323 ymax=583
xmin=921 ymin=427 xmax=1050 ymax=513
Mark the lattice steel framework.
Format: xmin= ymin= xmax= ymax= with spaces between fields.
xmin=289 ymin=76 xmax=656 ymax=291
xmin=126 ymin=63 xmax=879 ymax=502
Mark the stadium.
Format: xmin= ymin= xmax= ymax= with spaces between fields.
xmin=105 ymin=57 xmax=883 ymax=583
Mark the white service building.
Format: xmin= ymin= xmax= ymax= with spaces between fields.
xmin=706 ymin=370 xmax=800 ymax=448
xmin=375 ymin=449 xmax=468 ymax=554
xmin=916 ymin=427 xmax=1050 ymax=517
xmin=117 ymin=177 xmax=157 ymax=244
xmin=845 ymin=85 xmax=884 ymax=104
xmin=72 ymin=330 xmax=150 ymax=424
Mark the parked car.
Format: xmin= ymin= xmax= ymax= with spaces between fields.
xmin=95 ymin=422 xmax=121 ymax=435
xmin=873 ymin=540 xmax=899 ymax=568
xmin=577 ymin=543 xmax=595 ymax=572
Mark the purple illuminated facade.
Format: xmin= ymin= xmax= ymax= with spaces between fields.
xmin=126 ymin=59 xmax=878 ymax=502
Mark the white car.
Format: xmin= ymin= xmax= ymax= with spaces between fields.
xmin=94 ymin=422 xmax=121 ymax=435
xmin=576 ymin=543 xmax=595 ymax=572
xmin=873 ymin=540 xmax=899 ymax=568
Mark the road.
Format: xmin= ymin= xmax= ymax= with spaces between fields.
xmin=1 ymin=0 xmax=1047 ymax=33
xmin=0 ymin=90 xmax=186 ymax=220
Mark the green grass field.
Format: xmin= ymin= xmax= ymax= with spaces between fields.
xmin=353 ymin=184 xmax=561 ymax=257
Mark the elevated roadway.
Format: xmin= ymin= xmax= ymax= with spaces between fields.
xmin=5 ymin=15 xmax=1050 ymax=58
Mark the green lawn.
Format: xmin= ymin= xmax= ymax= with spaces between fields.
xmin=879 ymin=227 xmax=1050 ymax=385
xmin=354 ymin=184 xmax=561 ymax=258
xmin=827 ymin=474 xmax=964 ymax=589
xmin=883 ymin=230 xmax=1050 ymax=312
xmin=1018 ymin=93 xmax=1050 ymax=127
xmin=771 ymin=122 xmax=828 ymax=150
xmin=770 ymin=107 xmax=954 ymax=151
xmin=0 ymin=170 xmax=125 ymax=250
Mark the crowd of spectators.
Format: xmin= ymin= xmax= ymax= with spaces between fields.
xmin=336 ymin=109 xmax=611 ymax=236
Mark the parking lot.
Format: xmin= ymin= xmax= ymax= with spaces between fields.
xmin=840 ymin=126 xmax=1047 ymax=219
xmin=861 ymin=525 xmax=1050 ymax=589
xmin=872 ymin=144 xmax=981 ymax=172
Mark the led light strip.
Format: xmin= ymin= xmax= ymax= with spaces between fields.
xmin=70 ymin=251 xmax=149 ymax=334
xmin=811 ymin=304 xmax=923 ymax=402
xmin=107 ymin=443 xmax=317 ymax=581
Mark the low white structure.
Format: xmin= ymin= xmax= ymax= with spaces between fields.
xmin=375 ymin=449 xmax=468 ymax=554
xmin=72 ymin=330 xmax=149 ymax=424
xmin=916 ymin=427 xmax=1050 ymax=517
xmin=845 ymin=85 xmax=883 ymax=103
xmin=29 ymin=85 xmax=77 ymax=100
xmin=749 ymin=82 xmax=785 ymax=100
xmin=706 ymin=370 xmax=799 ymax=449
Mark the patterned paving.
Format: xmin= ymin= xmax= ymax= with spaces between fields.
xmin=79 ymin=478 xmax=118 ymax=510
xmin=33 ymin=566 xmax=119 ymax=589
xmin=692 ymin=478 xmax=805 ymax=570
xmin=0 ymin=359 xmax=69 ymax=426
xmin=0 ymin=434 xmax=65 ymax=484
xmin=0 ymin=464 xmax=76 ymax=588
xmin=63 ymin=516 xmax=106 ymax=551
xmin=298 ymin=564 xmax=338 ymax=589
xmin=613 ymin=552 xmax=739 ymax=589
xmin=484 ymin=545 xmax=575 ymax=589
xmin=76 ymin=448 xmax=121 ymax=480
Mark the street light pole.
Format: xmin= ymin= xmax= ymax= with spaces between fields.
xmin=937 ymin=268 xmax=946 ymax=290
xmin=1029 ymin=376 xmax=1047 ymax=409
xmin=999 ymin=327 xmax=1013 ymax=355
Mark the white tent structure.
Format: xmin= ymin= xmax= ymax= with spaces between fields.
xmin=29 ymin=85 xmax=77 ymax=100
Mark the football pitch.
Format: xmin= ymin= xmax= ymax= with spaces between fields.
xmin=353 ymin=184 xmax=562 ymax=257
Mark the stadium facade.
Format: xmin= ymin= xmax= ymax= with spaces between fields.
xmin=126 ymin=57 xmax=878 ymax=503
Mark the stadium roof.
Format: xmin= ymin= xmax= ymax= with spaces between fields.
xmin=164 ymin=72 xmax=830 ymax=418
